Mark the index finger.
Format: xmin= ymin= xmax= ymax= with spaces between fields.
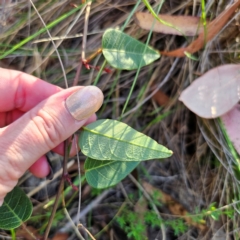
xmin=0 ymin=68 xmax=62 ymax=112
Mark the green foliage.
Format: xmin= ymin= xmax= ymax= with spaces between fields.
xmin=117 ymin=215 xmax=127 ymax=229
xmin=117 ymin=208 xmax=187 ymax=239
xmin=166 ymin=219 xmax=187 ymax=236
xmin=116 ymin=211 xmax=147 ymax=240
xmin=79 ymin=119 xmax=172 ymax=188
xmin=117 ymin=201 xmax=236 ymax=239
xmin=201 ymin=202 xmax=234 ymax=221
xmin=151 ymin=190 xmax=163 ymax=207
xmin=127 ymin=221 xmax=146 ymax=239
xmin=207 ymin=203 xmax=222 ymax=221
xmin=223 ymin=208 xmax=234 ymax=219
xmin=102 ymin=29 xmax=160 ymax=70
xmin=0 ymin=187 xmax=32 ymax=230
xmin=189 ymin=207 xmax=206 ymax=224
xmin=80 ymin=119 xmax=172 ymax=161
xmin=84 ymin=158 xmax=139 ymax=189
xmin=144 ymin=211 xmax=162 ymax=227
xmin=90 ymin=187 xmax=104 ymax=197
xmin=191 ymin=202 xmax=235 ymax=225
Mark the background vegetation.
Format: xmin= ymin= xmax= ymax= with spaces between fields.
xmin=0 ymin=0 xmax=239 ymax=239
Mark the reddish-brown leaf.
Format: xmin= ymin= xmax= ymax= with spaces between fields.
xmin=152 ymin=89 xmax=170 ymax=106
xmin=161 ymin=1 xmax=240 ymax=57
xmin=16 ymin=226 xmax=46 ymax=240
xmin=179 ymin=64 xmax=240 ymax=119
xmin=52 ymin=233 xmax=69 ymax=240
xmin=221 ymin=104 xmax=240 ymax=155
xmin=134 ymin=12 xmax=204 ymax=36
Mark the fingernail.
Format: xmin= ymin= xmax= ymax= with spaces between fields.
xmin=66 ymin=86 xmax=103 ymax=121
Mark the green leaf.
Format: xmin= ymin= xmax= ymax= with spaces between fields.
xmin=79 ymin=119 xmax=172 ymax=161
xmin=0 ymin=187 xmax=32 ymax=229
xmin=102 ymin=29 xmax=160 ymax=70
xmin=85 ymin=158 xmax=139 ymax=188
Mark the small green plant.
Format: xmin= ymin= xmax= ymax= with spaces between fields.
xmin=117 ymin=201 xmax=235 ymax=239
xmin=192 ymin=202 xmax=235 ymax=222
xmin=117 ymin=211 xmax=147 ymax=240
xmin=116 ymin=208 xmax=188 ymax=239
xmin=166 ymin=219 xmax=188 ymax=236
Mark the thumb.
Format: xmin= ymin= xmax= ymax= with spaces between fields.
xmin=0 ymin=86 xmax=103 ymax=204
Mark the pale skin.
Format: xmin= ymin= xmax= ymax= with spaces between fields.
xmin=0 ymin=68 xmax=103 ymax=205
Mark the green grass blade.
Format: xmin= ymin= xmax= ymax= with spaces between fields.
xmin=142 ymin=0 xmax=186 ymax=37
xmin=0 ymin=3 xmax=84 ymax=59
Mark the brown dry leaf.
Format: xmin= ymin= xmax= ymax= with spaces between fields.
xmin=221 ymin=104 xmax=240 ymax=155
xmin=82 ymin=184 xmax=92 ymax=199
xmin=134 ymin=12 xmax=204 ymax=36
xmin=52 ymin=233 xmax=69 ymax=240
xmin=152 ymin=89 xmax=170 ymax=106
xmin=16 ymin=226 xmax=46 ymax=240
xmin=179 ymin=64 xmax=240 ymax=119
xmin=16 ymin=226 xmax=68 ymax=240
xmin=160 ymin=1 xmax=240 ymax=57
xmin=142 ymin=181 xmax=208 ymax=232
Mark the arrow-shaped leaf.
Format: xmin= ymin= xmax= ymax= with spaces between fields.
xmin=85 ymin=158 xmax=139 ymax=189
xmin=0 ymin=187 xmax=32 ymax=229
xmin=102 ymin=29 xmax=160 ymax=70
xmin=79 ymin=119 xmax=172 ymax=161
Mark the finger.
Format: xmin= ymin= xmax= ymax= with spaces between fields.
xmin=0 ymin=109 xmax=24 ymax=127
xmin=29 ymin=155 xmax=51 ymax=178
xmin=0 ymin=86 xmax=103 ymax=202
xmin=0 ymin=111 xmax=97 ymax=151
xmin=0 ymin=68 xmax=62 ymax=112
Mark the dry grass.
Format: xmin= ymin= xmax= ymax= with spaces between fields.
xmin=0 ymin=0 xmax=240 ymax=239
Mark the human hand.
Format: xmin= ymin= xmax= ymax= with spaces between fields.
xmin=0 ymin=68 xmax=103 ymax=206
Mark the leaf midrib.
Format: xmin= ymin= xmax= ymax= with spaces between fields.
xmin=86 ymin=159 xmax=138 ymax=171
